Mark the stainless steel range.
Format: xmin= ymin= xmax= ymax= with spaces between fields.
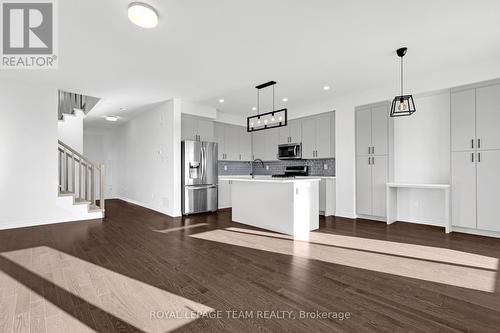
xmin=271 ymin=166 xmax=308 ymax=178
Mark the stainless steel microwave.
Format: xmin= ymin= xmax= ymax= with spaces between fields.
xmin=278 ymin=143 xmax=302 ymax=160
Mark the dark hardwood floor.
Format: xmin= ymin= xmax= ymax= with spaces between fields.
xmin=1 ymin=199 xmax=500 ymax=332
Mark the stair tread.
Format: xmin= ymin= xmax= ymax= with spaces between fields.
xmin=88 ymin=204 xmax=102 ymax=212
xmin=74 ymin=198 xmax=91 ymax=205
xmin=59 ymin=191 xmax=75 ymax=197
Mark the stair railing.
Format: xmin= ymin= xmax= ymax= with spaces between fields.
xmin=58 ymin=140 xmax=105 ymax=214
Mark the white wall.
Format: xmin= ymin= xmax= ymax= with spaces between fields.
xmin=394 ymin=91 xmax=451 ymax=224
xmin=101 ymin=99 xmax=182 ymax=217
xmin=182 ymin=101 xmax=217 ymax=119
xmin=58 ymin=109 xmax=84 ymax=154
xmin=83 ymin=132 xmax=104 ymax=164
xmin=0 ymin=79 xmax=92 ymax=229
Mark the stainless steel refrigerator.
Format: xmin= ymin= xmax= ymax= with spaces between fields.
xmin=181 ymin=140 xmax=218 ymax=215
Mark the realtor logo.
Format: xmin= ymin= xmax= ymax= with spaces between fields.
xmin=1 ymin=0 xmax=58 ymax=69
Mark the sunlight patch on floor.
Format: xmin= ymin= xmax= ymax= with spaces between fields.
xmin=153 ymin=223 xmax=209 ymax=234
xmin=190 ymin=228 xmax=499 ymax=293
xmin=0 ymin=246 xmax=213 ymax=333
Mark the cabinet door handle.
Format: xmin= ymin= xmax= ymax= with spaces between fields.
xmin=372 ymin=146 xmax=375 ymax=154
xmin=372 ymin=157 xmax=375 ymax=165
xmin=478 ymin=139 xmax=481 ymax=149
xmin=478 ymin=152 xmax=481 ymax=163
xmin=471 ymin=139 xmax=474 ymax=149
xmin=368 ymin=147 xmax=371 ymax=154
xmin=471 ymin=153 xmax=474 ymax=163
xmin=368 ymin=157 xmax=371 ymax=165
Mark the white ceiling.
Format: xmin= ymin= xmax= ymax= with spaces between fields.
xmin=3 ymin=0 xmax=500 ymax=129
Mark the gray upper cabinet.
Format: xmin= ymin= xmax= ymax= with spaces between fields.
xmin=451 ymin=89 xmax=476 ymax=152
xmin=181 ymin=115 xmax=214 ymax=142
xmin=356 ymin=108 xmax=372 ymax=156
xmin=279 ymin=119 xmax=302 ymax=144
xmin=476 ymin=84 xmax=500 ymax=151
xmin=356 ymin=104 xmax=388 ymax=157
xmin=301 ymin=112 xmax=335 ymax=159
xmin=214 ymin=122 xmax=252 ymax=161
xmin=252 ymin=127 xmax=280 ymax=161
xmin=371 ymin=105 xmax=388 ymax=156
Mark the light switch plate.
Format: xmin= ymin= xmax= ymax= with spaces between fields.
xmin=324 ymin=164 xmax=328 ymax=170
xmin=266 ymin=165 xmax=269 ymax=170
xmin=224 ymin=165 xmax=228 ymax=171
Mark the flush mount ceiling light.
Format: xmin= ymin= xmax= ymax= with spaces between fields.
xmin=323 ymin=85 xmax=331 ymax=91
xmin=105 ymin=116 xmax=119 ymax=122
xmin=390 ymin=47 xmax=416 ymax=117
xmin=282 ymin=98 xmax=288 ymax=102
xmin=219 ymin=99 xmax=225 ymax=103
xmin=128 ymin=2 xmax=159 ymax=28
xmin=247 ymin=81 xmax=287 ymax=133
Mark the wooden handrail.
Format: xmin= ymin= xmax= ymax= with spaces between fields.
xmin=58 ymin=140 xmax=105 ymax=215
xmin=58 ymin=140 xmax=100 ymax=171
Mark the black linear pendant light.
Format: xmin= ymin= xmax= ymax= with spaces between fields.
xmin=390 ymin=47 xmax=416 ymax=117
xmin=247 ymin=81 xmax=287 ymax=132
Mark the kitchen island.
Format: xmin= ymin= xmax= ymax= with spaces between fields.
xmin=226 ymin=178 xmax=320 ymax=240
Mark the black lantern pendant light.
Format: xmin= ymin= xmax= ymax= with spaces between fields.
xmin=390 ymin=47 xmax=416 ymax=117
xmin=247 ymin=81 xmax=287 ymax=132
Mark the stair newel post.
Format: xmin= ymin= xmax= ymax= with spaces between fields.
xmin=79 ymin=159 xmax=82 ymax=199
xmin=100 ymin=164 xmax=105 ymax=214
xmin=72 ymin=153 xmax=75 ymax=193
xmin=91 ymin=165 xmax=95 ymax=204
xmin=85 ymin=163 xmax=89 ymax=201
xmin=63 ymin=148 xmax=68 ymax=192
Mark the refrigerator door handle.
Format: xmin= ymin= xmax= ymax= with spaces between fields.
xmin=186 ymin=185 xmax=217 ymax=190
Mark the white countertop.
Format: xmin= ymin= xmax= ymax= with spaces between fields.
xmin=225 ymin=177 xmax=320 ymax=183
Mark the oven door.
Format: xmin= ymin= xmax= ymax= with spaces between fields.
xmin=278 ymin=144 xmax=301 ymax=160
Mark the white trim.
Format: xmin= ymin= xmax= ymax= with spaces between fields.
xmin=355 ymin=213 xmax=386 ymax=222
xmin=451 ymin=226 xmax=500 ymax=239
xmin=115 ymin=197 xmax=181 ymax=218
xmin=0 ymin=214 xmax=102 ymax=231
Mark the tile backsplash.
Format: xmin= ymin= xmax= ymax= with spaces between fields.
xmin=218 ymin=158 xmax=335 ymax=176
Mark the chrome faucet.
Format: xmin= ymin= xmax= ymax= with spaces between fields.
xmin=250 ymin=158 xmax=265 ymax=179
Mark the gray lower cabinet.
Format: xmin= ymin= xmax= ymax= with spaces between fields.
xmin=476 ymin=150 xmax=500 ymax=232
xmin=181 ymin=115 xmax=214 ymax=142
xmin=218 ymin=180 xmax=232 ymax=208
xmin=451 ymin=151 xmax=476 ymax=229
xmin=356 ymin=155 xmax=387 ymax=217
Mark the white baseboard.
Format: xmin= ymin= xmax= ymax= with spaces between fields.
xmin=355 ymin=213 xmax=386 ymax=222
xmin=115 ymin=196 xmax=181 ymax=217
xmin=0 ymin=215 xmax=101 ymax=231
xmin=451 ymin=226 xmax=500 ymax=239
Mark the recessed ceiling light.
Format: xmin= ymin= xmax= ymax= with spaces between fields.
xmin=252 ymin=107 xmax=257 ymax=111
xmin=219 ymin=99 xmax=225 ymax=103
xmin=120 ymin=107 xmax=127 ymax=111
xmin=105 ymin=116 xmax=119 ymax=122
xmin=323 ymin=86 xmax=331 ymax=91
xmin=282 ymin=98 xmax=288 ymax=102
xmin=128 ymin=2 xmax=159 ymax=28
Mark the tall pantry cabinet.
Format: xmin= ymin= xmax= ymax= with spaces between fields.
xmin=451 ymin=83 xmax=500 ymax=232
xmin=355 ymin=102 xmax=391 ymax=219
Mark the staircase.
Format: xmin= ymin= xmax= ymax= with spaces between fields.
xmin=58 ymin=140 xmax=105 ymax=220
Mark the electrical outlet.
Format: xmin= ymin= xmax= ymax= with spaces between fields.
xmin=324 ymin=164 xmax=328 ymax=170
xmin=224 ymin=165 xmax=228 ymax=171
xmin=266 ymin=165 xmax=269 ymax=170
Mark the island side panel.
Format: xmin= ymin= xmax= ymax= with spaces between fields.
xmin=293 ymin=180 xmax=319 ymax=240
xmin=231 ymin=181 xmax=294 ymax=235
